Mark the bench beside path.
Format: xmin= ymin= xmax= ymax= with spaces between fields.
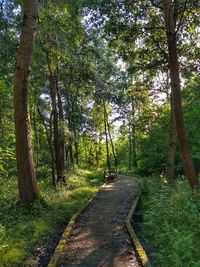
xmin=57 ymin=175 xmax=141 ymax=267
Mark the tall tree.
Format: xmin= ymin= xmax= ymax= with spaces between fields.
xmin=13 ymin=0 xmax=39 ymax=204
xmin=166 ymin=94 xmax=177 ymax=182
xmin=163 ymin=0 xmax=198 ymax=189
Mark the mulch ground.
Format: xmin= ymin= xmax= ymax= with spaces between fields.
xmin=57 ymin=175 xmax=141 ymax=267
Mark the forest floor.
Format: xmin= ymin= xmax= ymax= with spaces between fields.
xmin=57 ymin=175 xmax=141 ymax=267
xmin=0 ymin=169 xmax=104 ymax=266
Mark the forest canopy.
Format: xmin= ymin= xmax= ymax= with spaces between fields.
xmin=0 ymin=0 xmax=200 ymax=266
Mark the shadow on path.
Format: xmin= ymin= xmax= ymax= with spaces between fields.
xmin=58 ymin=175 xmax=141 ymax=267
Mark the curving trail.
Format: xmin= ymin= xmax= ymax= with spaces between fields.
xmin=57 ymin=175 xmax=141 ymax=267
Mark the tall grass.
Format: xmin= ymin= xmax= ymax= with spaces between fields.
xmin=0 ymin=169 xmax=103 ymax=266
xmin=140 ymin=176 xmax=200 ymax=267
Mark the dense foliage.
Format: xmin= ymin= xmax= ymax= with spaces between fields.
xmin=0 ymin=0 xmax=200 ymax=265
xmin=141 ymin=176 xmax=200 ymax=267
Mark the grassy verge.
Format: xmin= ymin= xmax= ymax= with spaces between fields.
xmin=0 ymin=169 xmax=103 ymax=266
xmin=139 ymin=176 xmax=200 ymax=267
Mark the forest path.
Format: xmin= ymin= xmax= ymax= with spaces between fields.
xmin=57 ymin=175 xmax=141 ymax=267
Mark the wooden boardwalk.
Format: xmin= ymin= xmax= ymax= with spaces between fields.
xmin=57 ymin=175 xmax=141 ymax=267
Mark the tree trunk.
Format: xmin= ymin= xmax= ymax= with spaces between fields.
xmin=166 ymin=94 xmax=177 ymax=182
xmin=74 ymin=130 xmax=79 ymax=166
xmin=128 ymin=125 xmax=132 ymax=170
xmin=69 ymin=142 xmax=74 ymax=166
xmin=32 ymin=104 xmax=40 ymax=168
xmin=54 ymin=73 xmax=65 ymax=182
xmin=106 ymin=110 xmax=117 ymax=171
xmin=103 ymin=100 xmax=110 ymax=171
xmin=131 ymin=96 xmax=137 ymax=169
xmin=13 ymin=0 xmax=39 ymax=205
xmin=37 ymin=106 xmax=56 ymax=187
xmin=131 ymin=124 xmax=137 ymax=169
xmin=49 ymin=74 xmax=65 ymax=184
xmin=96 ymin=130 xmax=102 ymax=168
xmin=163 ymin=0 xmax=198 ymax=189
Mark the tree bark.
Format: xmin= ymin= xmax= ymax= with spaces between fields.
xmin=131 ymin=96 xmax=137 ymax=168
xmin=103 ymin=100 xmax=110 ymax=171
xmin=49 ymin=74 xmax=65 ymax=184
xmin=74 ymin=129 xmax=79 ymax=166
xmin=13 ymin=0 xmax=39 ymax=205
xmin=106 ymin=110 xmax=117 ymax=171
xmin=166 ymin=94 xmax=177 ymax=182
xmin=131 ymin=124 xmax=137 ymax=169
xmin=128 ymin=125 xmax=132 ymax=170
xmin=163 ymin=0 xmax=198 ymax=189
xmin=37 ymin=106 xmax=56 ymax=187
xmin=54 ymin=72 xmax=65 ymax=182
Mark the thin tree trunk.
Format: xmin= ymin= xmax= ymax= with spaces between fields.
xmin=103 ymin=100 xmax=110 ymax=171
xmin=32 ymin=104 xmax=39 ymax=168
xmin=37 ymin=106 xmax=56 ymax=187
xmin=13 ymin=0 xmax=39 ymax=205
xmin=49 ymin=74 xmax=65 ymax=183
xmin=74 ymin=130 xmax=79 ymax=166
xmin=96 ymin=130 xmax=102 ymax=168
xmin=131 ymin=96 xmax=137 ymax=169
xmin=41 ymin=42 xmax=65 ymax=184
xmin=166 ymin=94 xmax=177 ymax=182
xmin=106 ymin=111 xmax=117 ymax=171
xmin=54 ymin=73 xmax=65 ymax=182
xmin=163 ymin=0 xmax=198 ymax=189
xmin=131 ymin=124 xmax=137 ymax=169
xmin=69 ymin=142 xmax=74 ymax=166
xmin=128 ymin=125 xmax=132 ymax=170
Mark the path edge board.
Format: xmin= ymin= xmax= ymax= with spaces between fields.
xmin=125 ymin=195 xmax=152 ymax=267
xmin=48 ymin=183 xmax=106 ymax=267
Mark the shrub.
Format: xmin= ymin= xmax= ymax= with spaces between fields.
xmin=140 ymin=176 xmax=200 ymax=267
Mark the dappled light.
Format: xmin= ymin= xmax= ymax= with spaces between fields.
xmin=0 ymin=0 xmax=200 ymax=266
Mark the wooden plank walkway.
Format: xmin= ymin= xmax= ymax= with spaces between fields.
xmin=57 ymin=175 xmax=141 ymax=267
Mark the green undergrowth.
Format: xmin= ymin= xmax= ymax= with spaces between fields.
xmin=140 ymin=176 xmax=200 ymax=267
xmin=0 ymin=169 xmax=103 ymax=266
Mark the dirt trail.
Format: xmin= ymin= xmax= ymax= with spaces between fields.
xmin=57 ymin=175 xmax=141 ymax=267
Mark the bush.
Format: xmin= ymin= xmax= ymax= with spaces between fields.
xmin=140 ymin=176 xmax=200 ymax=267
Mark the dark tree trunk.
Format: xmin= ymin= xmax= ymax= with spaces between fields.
xmin=13 ymin=0 xmax=39 ymax=205
xmin=128 ymin=125 xmax=132 ymax=170
xmin=69 ymin=142 xmax=74 ymax=166
xmin=131 ymin=96 xmax=137 ymax=169
xmin=96 ymin=130 xmax=102 ymax=168
xmin=74 ymin=130 xmax=79 ymax=166
xmin=49 ymin=74 xmax=65 ymax=184
xmin=163 ymin=0 xmax=198 ymax=189
xmin=54 ymin=73 xmax=65 ymax=182
xmin=41 ymin=42 xmax=65 ymax=184
xmin=37 ymin=106 xmax=56 ymax=187
xmin=49 ymin=110 xmax=56 ymax=187
xmin=32 ymin=104 xmax=39 ymax=168
xmin=166 ymin=94 xmax=177 ymax=182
